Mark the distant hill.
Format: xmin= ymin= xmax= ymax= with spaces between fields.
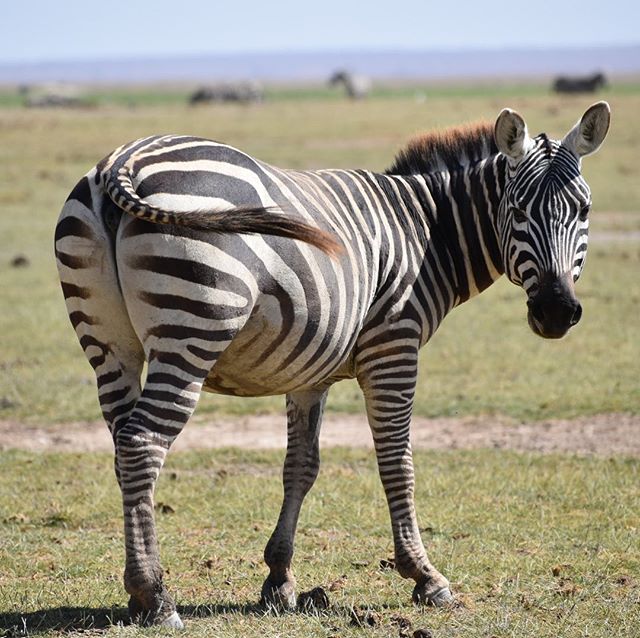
xmin=1 ymin=46 xmax=638 ymax=85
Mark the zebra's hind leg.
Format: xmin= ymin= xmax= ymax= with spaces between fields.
xmin=114 ymin=354 xmax=213 ymax=629
xmin=261 ymin=389 xmax=328 ymax=610
xmin=358 ymin=346 xmax=453 ymax=607
xmin=56 ymin=186 xmax=182 ymax=624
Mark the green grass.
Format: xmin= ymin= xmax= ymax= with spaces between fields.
xmin=0 ymin=448 xmax=638 ymax=637
xmin=0 ymin=91 xmax=639 ymax=424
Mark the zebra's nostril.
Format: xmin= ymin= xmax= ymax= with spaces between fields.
xmin=530 ymin=303 xmax=545 ymax=324
xmin=571 ymin=303 xmax=582 ymax=326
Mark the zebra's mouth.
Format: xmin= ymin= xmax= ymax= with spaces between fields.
xmin=527 ymin=299 xmax=582 ymax=339
xmin=526 ymin=274 xmax=582 ymax=339
xmin=527 ymin=309 xmax=571 ymax=339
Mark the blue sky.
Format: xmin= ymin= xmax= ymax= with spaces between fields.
xmin=1 ymin=0 xmax=637 ymax=64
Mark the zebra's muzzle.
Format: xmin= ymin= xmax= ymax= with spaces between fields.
xmin=526 ymin=274 xmax=582 ymax=339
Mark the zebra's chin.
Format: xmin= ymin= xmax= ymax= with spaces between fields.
xmin=527 ymin=308 xmax=574 ymax=340
xmin=526 ymin=274 xmax=583 ymax=340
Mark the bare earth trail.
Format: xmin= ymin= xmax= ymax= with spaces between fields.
xmin=1 ymin=413 xmax=639 ymax=457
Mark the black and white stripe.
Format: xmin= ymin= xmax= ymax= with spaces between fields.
xmin=54 ymin=102 xmax=610 ymax=626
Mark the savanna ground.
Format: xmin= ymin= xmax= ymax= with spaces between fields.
xmin=0 ymin=81 xmax=639 ymax=637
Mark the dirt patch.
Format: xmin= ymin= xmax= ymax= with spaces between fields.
xmin=1 ymin=413 xmax=639 ymax=457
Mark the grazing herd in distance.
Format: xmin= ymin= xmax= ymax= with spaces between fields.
xmin=16 ymin=70 xmax=609 ymax=108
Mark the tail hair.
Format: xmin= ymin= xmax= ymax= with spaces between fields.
xmin=102 ymin=165 xmax=341 ymax=256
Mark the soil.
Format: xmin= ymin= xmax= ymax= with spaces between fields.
xmin=1 ymin=413 xmax=639 ymax=457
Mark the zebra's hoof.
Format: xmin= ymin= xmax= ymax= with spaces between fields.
xmin=412 ymin=584 xmax=454 ymax=607
xmin=428 ymin=586 xmax=455 ymax=607
xmin=128 ymin=596 xmax=183 ymax=628
xmin=260 ymin=578 xmax=297 ymax=611
xmin=160 ymin=611 xmax=184 ymax=629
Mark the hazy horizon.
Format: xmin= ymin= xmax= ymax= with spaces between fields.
xmin=1 ymin=45 xmax=638 ymax=86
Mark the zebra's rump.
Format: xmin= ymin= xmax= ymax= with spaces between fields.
xmin=115 ymin=213 xmax=365 ymax=396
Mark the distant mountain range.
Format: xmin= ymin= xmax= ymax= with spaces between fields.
xmin=1 ymin=46 xmax=638 ymax=85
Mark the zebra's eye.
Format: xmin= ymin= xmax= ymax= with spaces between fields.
xmin=579 ymin=204 xmax=590 ymax=221
xmin=511 ymin=207 xmax=527 ymax=224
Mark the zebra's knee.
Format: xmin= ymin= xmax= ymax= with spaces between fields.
xmin=284 ymin=448 xmax=320 ymax=495
xmin=114 ymin=422 xmax=169 ymax=483
xmin=115 ymin=422 xmax=169 ymax=451
xmin=300 ymin=459 xmax=320 ymax=494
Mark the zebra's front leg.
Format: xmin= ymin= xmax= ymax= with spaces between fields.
xmin=359 ymin=360 xmax=453 ymax=607
xmin=261 ymin=389 xmax=328 ymax=610
xmin=114 ymin=360 xmax=207 ymax=629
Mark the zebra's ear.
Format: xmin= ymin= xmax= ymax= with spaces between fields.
xmin=494 ymin=108 xmax=533 ymax=161
xmin=562 ymin=101 xmax=611 ymax=157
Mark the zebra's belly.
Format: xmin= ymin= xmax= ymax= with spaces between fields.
xmin=201 ymin=300 xmax=359 ymax=397
xmin=201 ymin=354 xmax=356 ymax=396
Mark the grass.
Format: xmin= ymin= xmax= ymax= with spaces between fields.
xmin=0 ymin=448 xmax=638 ymax=637
xmin=0 ymin=89 xmax=639 ymax=424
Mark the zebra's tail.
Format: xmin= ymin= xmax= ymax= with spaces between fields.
xmin=102 ymin=165 xmax=342 ymax=256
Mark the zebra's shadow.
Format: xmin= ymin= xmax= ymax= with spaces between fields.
xmin=0 ymin=602 xmax=264 ymax=635
xmin=0 ymin=599 xmax=397 ymax=633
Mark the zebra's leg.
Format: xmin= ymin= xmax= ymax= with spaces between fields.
xmin=114 ymin=354 xmax=213 ymax=629
xmin=57 ymin=187 xmax=184 ymax=623
xmin=261 ymin=388 xmax=328 ymax=610
xmin=358 ymin=354 xmax=453 ymax=607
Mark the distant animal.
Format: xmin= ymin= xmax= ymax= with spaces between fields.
xmin=55 ymin=102 xmax=610 ymax=628
xmin=10 ymin=254 xmax=30 ymax=268
xmin=23 ymin=83 xmax=90 ymax=108
xmin=189 ymin=82 xmax=264 ymax=105
xmin=329 ymin=70 xmax=371 ymax=99
xmin=26 ymin=95 xmax=88 ymax=108
xmin=553 ymin=72 xmax=607 ymax=94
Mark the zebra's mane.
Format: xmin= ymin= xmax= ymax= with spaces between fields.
xmin=386 ymin=121 xmax=498 ymax=176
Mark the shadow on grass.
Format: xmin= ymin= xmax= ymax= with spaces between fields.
xmin=0 ymin=601 xmax=265 ymax=635
xmin=0 ymin=606 xmax=128 ymax=636
xmin=0 ymin=595 xmax=396 ymax=635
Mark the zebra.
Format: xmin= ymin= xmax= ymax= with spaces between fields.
xmin=328 ymin=70 xmax=372 ymax=99
xmin=189 ymin=82 xmax=264 ymax=105
xmin=54 ymin=102 xmax=610 ymax=628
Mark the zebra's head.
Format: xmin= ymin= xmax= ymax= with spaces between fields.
xmin=494 ymin=102 xmax=610 ymax=339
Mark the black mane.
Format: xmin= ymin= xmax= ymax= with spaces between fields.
xmin=386 ymin=122 xmax=498 ymax=175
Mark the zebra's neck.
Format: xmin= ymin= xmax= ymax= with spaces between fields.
xmin=385 ymin=120 xmax=508 ymax=309
xmin=408 ymin=153 xmax=507 ymax=306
